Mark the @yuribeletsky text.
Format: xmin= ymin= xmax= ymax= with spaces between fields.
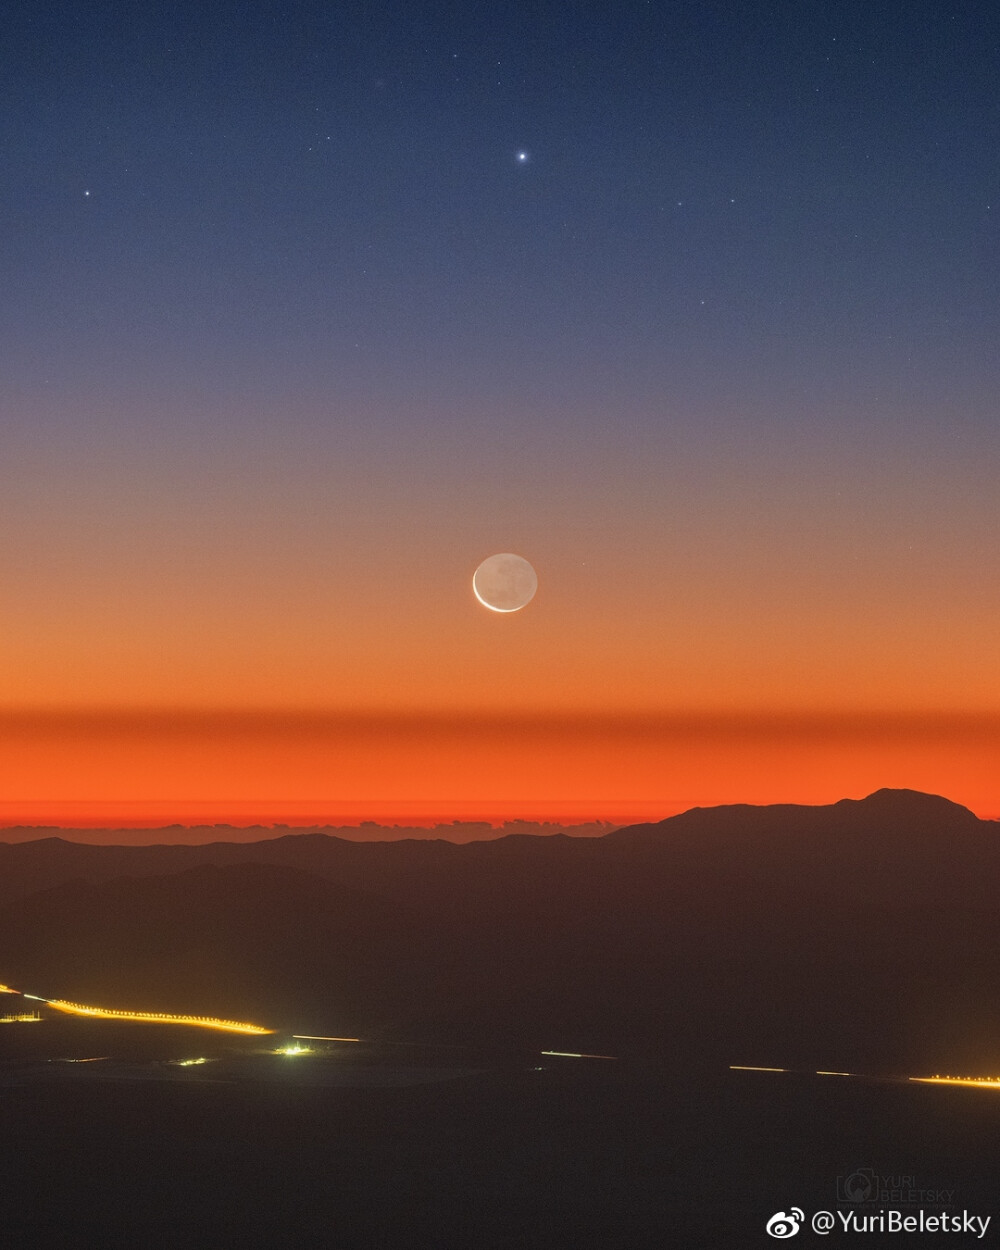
xmin=764 ymin=1208 xmax=992 ymax=1238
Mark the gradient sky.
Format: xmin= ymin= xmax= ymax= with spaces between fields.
xmin=2 ymin=0 xmax=999 ymax=823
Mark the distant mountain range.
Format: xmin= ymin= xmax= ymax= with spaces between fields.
xmin=0 ymin=819 xmax=616 ymax=845
xmin=2 ymin=789 xmax=998 ymax=1074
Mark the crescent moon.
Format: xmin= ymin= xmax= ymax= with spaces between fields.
xmin=472 ymin=553 xmax=538 ymax=613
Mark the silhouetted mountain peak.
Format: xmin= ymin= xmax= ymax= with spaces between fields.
xmin=608 ymin=788 xmax=989 ymax=843
xmin=843 ymin=788 xmax=979 ymax=823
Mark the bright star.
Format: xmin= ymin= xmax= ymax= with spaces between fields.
xmin=517 ymin=151 xmax=529 ymax=163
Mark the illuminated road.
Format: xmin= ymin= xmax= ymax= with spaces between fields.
xmin=3 ymin=981 xmax=616 ymax=1054
xmin=7 ymin=979 xmax=1000 ymax=1077
xmin=45 ymin=999 xmax=274 ymax=1034
xmin=0 ymin=981 xmax=273 ymax=1034
xmin=11 ymin=983 xmax=999 ymax=1082
xmin=909 ymin=1075 xmax=1000 ymax=1089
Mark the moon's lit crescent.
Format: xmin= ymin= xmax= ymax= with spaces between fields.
xmin=472 ymin=553 xmax=538 ymax=612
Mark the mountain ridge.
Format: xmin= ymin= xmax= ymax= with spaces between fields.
xmin=607 ymin=787 xmax=988 ymax=842
xmin=2 ymin=788 xmax=1000 ymax=1070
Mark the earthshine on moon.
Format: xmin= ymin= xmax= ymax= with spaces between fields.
xmin=472 ymin=553 xmax=538 ymax=613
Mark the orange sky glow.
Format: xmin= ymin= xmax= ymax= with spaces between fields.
xmin=2 ymin=710 xmax=998 ymax=830
xmin=2 ymin=413 xmax=999 ymax=834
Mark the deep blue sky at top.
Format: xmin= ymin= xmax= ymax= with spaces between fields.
xmin=4 ymin=0 xmax=996 ymax=430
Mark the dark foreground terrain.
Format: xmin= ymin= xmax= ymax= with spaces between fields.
xmin=4 ymin=790 xmax=1000 ymax=1246
xmin=4 ymin=790 xmax=1000 ymax=1076
xmin=2 ymin=1045 xmax=999 ymax=1249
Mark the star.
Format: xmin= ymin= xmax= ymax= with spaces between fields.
xmin=516 ymin=151 xmax=529 ymax=164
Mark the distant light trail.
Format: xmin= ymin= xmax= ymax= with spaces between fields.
xmin=293 ymin=1034 xmax=362 ymax=1043
xmin=540 ymin=1050 xmax=617 ymax=1060
xmin=0 ymin=984 xmax=18 ymax=994
xmin=45 ymin=999 xmax=273 ymax=1034
xmin=732 ymin=1065 xmax=1000 ymax=1091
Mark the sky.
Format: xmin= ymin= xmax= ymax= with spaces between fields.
xmin=1 ymin=0 xmax=999 ymax=826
